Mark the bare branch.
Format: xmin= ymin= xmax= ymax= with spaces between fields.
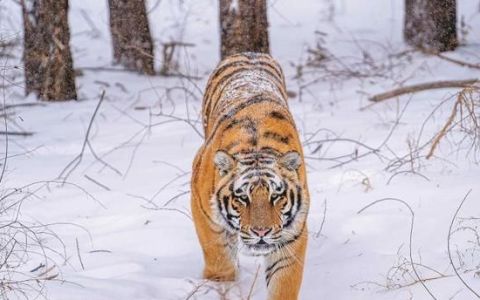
xmin=84 ymin=174 xmax=111 ymax=191
xmin=75 ymin=238 xmax=85 ymax=271
xmin=434 ymin=52 xmax=480 ymax=70
xmin=358 ymin=198 xmax=438 ymax=299
xmin=57 ymin=90 xmax=106 ymax=183
xmin=447 ymin=189 xmax=480 ymax=298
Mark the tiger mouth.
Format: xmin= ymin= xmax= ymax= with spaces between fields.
xmin=244 ymin=241 xmax=276 ymax=256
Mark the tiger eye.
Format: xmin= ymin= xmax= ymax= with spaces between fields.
xmin=271 ymin=193 xmax=281 ymax=202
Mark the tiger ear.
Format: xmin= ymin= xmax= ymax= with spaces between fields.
xmin=214 ymin=150 xmax=235 ymax=176
xmin=279 ymin=151 xmax=302 ymax=171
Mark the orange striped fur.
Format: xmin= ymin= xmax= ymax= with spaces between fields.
xmin=191 ymin=53 xmax=309 ymax=300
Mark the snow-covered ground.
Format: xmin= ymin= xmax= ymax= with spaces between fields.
xmin=1 ymin=0 xmax=480 ymax=299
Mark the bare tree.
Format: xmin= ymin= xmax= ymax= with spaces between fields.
xmin=219 ymin=0 xmax=270 ymax=59
xmin=21 ymin=0 xmax=77 ymax=101
xmin=108 ymin=0 xmax=155 ymax=75
xmin=404 ymin=0 xmax=457 ymax=52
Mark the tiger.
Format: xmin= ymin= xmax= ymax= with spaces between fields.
xmin=191 ymin=52 xmax=310 ymax=300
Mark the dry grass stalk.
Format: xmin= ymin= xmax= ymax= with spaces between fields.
xmin=426 ymin=86 xmax=480 ymax=159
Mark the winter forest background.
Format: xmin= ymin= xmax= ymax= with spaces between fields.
xmin=1 ymin=0 xmax=480 ymax=299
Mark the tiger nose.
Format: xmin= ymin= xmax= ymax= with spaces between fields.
xmin=251 ymin=227 xmax=272 ymax=237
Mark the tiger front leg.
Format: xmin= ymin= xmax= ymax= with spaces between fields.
xmin=264 ymin=231 xmax=307 ymax=300
xmin=191 ymin=197 xmax=238 ymax=281
xmin=202 ymin=230 xmax=238 ymax=281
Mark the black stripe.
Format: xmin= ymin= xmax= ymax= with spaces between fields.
xmin=241 ymin=152 xmax=278 ymax=160
xmin=240 ymin=229 xmax=250 ymax=235
xmin=238 ymin=166 xmax=275 ymax=177
xmin=224 ymin=118 xmax=243 ymax=130
xmin=245 ymin=120 xmax=258 ymax=146
xmin=243 ymin=170 xmax=276 ymax=179
xmin=263 ymin=131 xmax=290 ymax=144
xmin=222 ymin=195 xmax=240 ymax=229
xmin=210 ymin=58 xmax=283 ymax=89
xmin=215 ymin=182 xmax=238 ymax=231
xmin=269 ymin=111 xmax=288 ymax=120
xmin=259 ymin=146 xmax=282 ymax=155
xmin=205 ymin=95 xmax=280 ymax=144
xmin=296 ymin=186 xmax=302 ymax=214
xmin=281 ymin=221 xmax=306 ymax=246
xmin=221 ymin=95 xmax=280 ymax=123
xmin=239 ymin=160 xmax=256 ymax=166
xmin=213 ymin=57 xmax=282 ymax=80
xmin=210 ymin=59 xmax=283 ymax=87
xmin=225 ymin=117 xmax=255 ymax=131
xmin=266 ymin=261 xmax=293 ymax=286
xmin=222 ymin=196 xmax=230 ymax=215
xmin=265 ymin=256 xmax=290 ymax=274
xmin=283 ymin=189 xmax=296 ymax=228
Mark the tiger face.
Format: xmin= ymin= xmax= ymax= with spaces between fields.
xmin=213 ymin=149 xmax=307 ymax=255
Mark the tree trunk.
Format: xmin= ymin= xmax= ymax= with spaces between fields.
xmin=108 ymin=0 xmax=155 ymax=75
xmin=22 ymin=0 xmax=77 ymax=101
xmin=219 ymin=0 xmax=270 ymax=59
xmin=404 ymin=0 xmax=457 ymax=52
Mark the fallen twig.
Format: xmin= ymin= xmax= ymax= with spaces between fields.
xmin=89 ymin=249 xmax=112 ymax=254
xmin=369 ymin=79 xmax=478 ymax=102
xmin=1 ymin=102 xmax=45 ymax=110
xmin=0 ymin=130 xmax=34 ymax=136
xmin=78 ymin=66 xmax=202 ymax=80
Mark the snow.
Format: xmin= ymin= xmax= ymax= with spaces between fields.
xmin=1 ymin=0 xmax=480 ymax=299
xmin=230 ymin=0 xmax=239 ymax=12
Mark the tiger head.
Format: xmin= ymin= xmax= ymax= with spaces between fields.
xmin=213 ymin=149 xmax=308 ymax=255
